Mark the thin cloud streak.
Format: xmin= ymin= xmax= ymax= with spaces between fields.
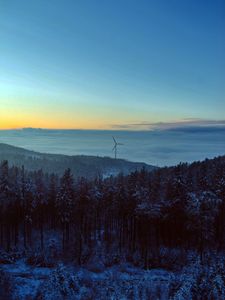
xmin=111 ymin=119 xmax=225 ymax=131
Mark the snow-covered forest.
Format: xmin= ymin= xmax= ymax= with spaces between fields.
xmin=0 ymin=156 xmax=225 ymax=299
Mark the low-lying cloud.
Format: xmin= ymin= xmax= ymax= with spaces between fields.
xmin=111 ymin=119 xmax=225 ymax=131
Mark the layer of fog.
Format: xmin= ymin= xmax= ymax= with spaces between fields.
xmin=0 ymin=128 xmax=224 ymax=166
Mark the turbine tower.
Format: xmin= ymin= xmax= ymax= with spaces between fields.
xmin=112 ymin=136 xmax=123 ymax=159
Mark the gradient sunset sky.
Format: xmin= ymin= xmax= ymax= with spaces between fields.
xmin=0 ymin=0 xmax=224 ymax=130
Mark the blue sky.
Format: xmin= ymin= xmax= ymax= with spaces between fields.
xmin=0 ymin=0 xmax=224 ymax=129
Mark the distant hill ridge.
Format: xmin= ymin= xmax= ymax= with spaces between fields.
xmin=0 ymin=143 xmax=156 ymax=179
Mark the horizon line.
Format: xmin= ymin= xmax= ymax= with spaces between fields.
xmin=1 ymin=119 xmax=225 ymax=132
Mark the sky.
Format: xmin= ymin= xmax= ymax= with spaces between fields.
xmin=0 ymin=0 xmax=224 ymax=130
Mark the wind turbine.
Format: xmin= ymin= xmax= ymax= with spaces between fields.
xmin=112 ymin=136 xmax=123 ymax=159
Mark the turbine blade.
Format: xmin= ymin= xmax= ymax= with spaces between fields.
xmin=112 ymin=136 xmax=116 ymax=143
xmin=112 ymin=146 xmax=116 ymax=151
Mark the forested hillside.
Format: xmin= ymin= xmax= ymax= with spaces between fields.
xmin=0 ymin=155 xmax=224 ymax=299
xmin=0 ymin=143 xmax=155 ymax=179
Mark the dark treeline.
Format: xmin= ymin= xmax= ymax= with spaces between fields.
xmin=0 ymin=155 xmax=224 ymax=268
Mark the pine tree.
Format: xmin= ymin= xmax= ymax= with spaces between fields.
xmin=56 ymin=168 xmax=74 ymax=251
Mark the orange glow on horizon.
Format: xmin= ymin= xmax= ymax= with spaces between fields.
xmin=0 ymin=116 xmax=123 ymax=130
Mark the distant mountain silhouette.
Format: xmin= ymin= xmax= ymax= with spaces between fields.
xmin=0 ymin=143 xmax=156 ymax=179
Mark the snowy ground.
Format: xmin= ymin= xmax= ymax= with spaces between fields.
xmin=1 ymin=259 xmax=51 ymax=299
xmin=1 ymin=259 xmax=174 ymax=300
